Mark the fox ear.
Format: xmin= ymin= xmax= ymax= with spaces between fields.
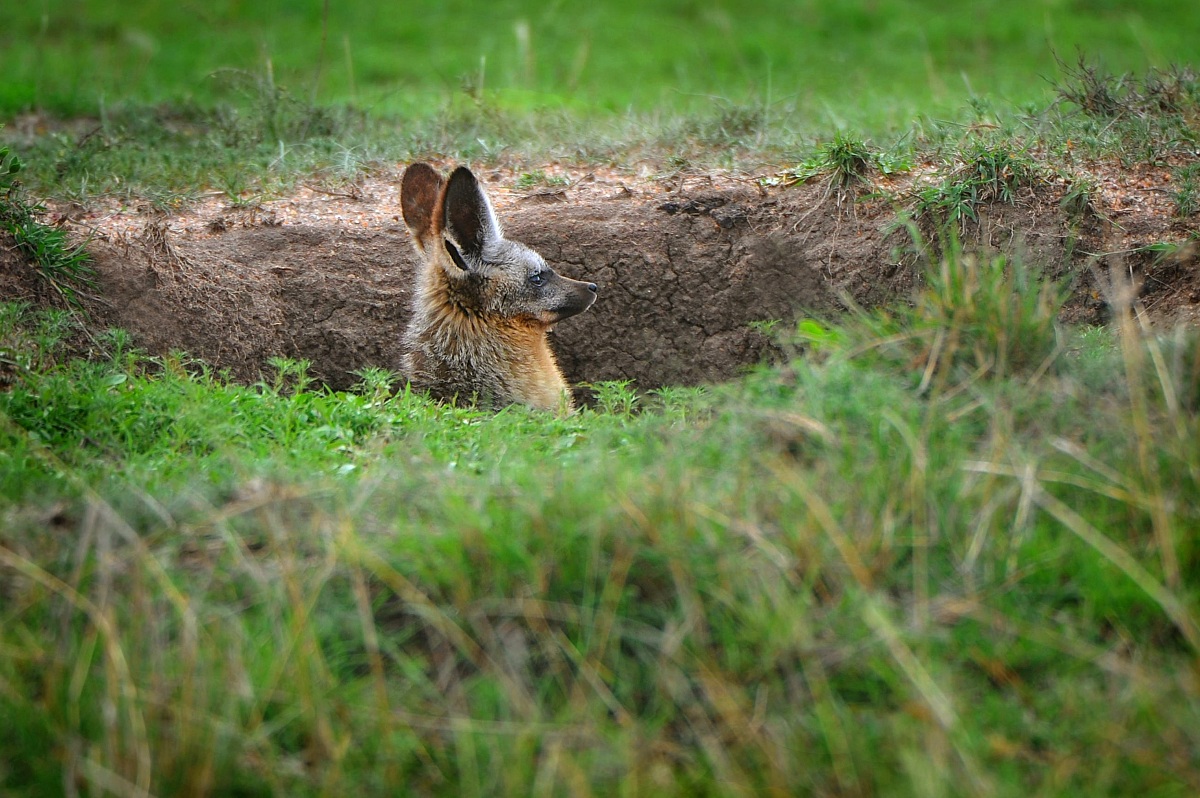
xmin=442 ymin=166 xmax=501 ymax=263
xmin=400 ymin=162 xmax=445 ymax=253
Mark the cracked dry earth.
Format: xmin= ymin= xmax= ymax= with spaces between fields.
xmin=5 ymin=159 xmax=1200 ymax=395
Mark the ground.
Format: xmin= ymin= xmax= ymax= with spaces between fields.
xmin=3 ymin=159 xmax=1199 ymax=394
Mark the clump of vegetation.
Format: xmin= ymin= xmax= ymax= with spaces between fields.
xmin=0 ymin=141 xmax=95 ymax=307
xmin=1172 ymin=163 xmax=1200 ymax=218
xmin=1058 ymin=171 xmax=1098 ymax=218
xmin=1050 ymin=56 xmax=1200 ymax=164
xmin=1056 ymin=54 xmax=1200 ymax=120
xmin=913 ymin=245 xmax=1064 ymax=380
xmin=774 ymin=131 xmax=910 ymax=189
xmin=682 ymin=102 xmax=768 ymax=148
xmin=913 ymin=140 xmax=1046 ymax=231
xmin=514 ymin=169 xmax=571 ymax=189
xmin=805 ymin=237 xmax=1064 ymax=386
xmin=0 ymin=302 xmax=77 ymax=388
xmin=0 ymin=142 xmax=21 ymax=191
xmin=589 ymin=378 xmax=640 ymax=416
xmin=1054 ymin=54 xmax=1131 ymax=118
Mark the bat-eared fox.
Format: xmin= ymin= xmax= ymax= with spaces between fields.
xmin=400 ymin=163 xmax=597 ymax=411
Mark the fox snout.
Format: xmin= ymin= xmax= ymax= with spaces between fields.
xmin=543 ymin=274 xmax=598 ymax=324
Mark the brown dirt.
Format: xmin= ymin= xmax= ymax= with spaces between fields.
xmin=3 ymin=161 xmax=1199 ymax=393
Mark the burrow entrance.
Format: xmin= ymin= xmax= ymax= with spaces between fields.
xmin=4 ymin=166 xmax=1198 ymax=393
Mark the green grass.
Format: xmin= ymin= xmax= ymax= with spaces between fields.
xmin=770 ymin=131 xmax=911 ymax=190
xmin=1 ymin=4 xmax=1199 ymax=794
xmin=1173 ymin=162 xmax=1200 ymax=217
xmin=5 ymin=1 xmax=1199 ymax=124
xmin=0 ymin=142 xmax=96 ymax=307
xmin=3 ymin=55 xmax=1194 ymax=207
xmin=910 ymin=140 xmax=1051 ymax=231
xmin=2 ymin=241 xmax=1199 ymax=794
xmin=2 ymin=1 xmax=1200 ymax=202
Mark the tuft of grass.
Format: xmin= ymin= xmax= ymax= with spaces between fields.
xmin=911 ymin=243 xmax=1064 ymax=381
xmin=0 ymin=302 xmax=78 ymax=387
xmin=514 ymin=169 xmax=571 ymax=190
xmin=682 ymin=102 xmax=768 ymax=148
xmin=1172 ymin=163 xmax=1200 ymax=218
xmin=1056 ymin=54 xmax=1200 ymax=121
xmin=0 ymin=143 xmax=96 ymax=308
xmin=588 ymin=378 xmax=640 ymax=417
xmin=802 ymin=236 xmax=1065 ymax=388
xmin=0 ymin=200 xmax=96 ymax=305
xmin=1058 ymin=172 xmax=1098 ymax=219
xmin=913 ymin=140 xmax=1047 ymax=231
xmin=1048 ymin=57 xmax=1200 ymax=166
xmin=774 ymin=131 xmax=910 ymax=189
xmin=1054 ymin=53 xmax=1131 ymax=119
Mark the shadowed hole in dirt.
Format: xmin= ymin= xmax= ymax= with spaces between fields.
xmin=2 ymin=171 xmax=1198 ymax=397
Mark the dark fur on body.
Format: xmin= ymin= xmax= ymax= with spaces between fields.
xmin=400 ymin=163 xmax=597 ymax=411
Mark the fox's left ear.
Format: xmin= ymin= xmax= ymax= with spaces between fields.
xmin=441 ymin=167 xmax=501 ymax=269
xmin=400 ymin=162 xmax=445 ymax=253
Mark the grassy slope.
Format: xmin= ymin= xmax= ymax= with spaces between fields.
xmin=1 ymin=2 xmax=1200 ymax=795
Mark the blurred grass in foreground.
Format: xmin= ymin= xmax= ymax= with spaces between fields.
xmin=1 ymin=243 xmax=1198 ymax=795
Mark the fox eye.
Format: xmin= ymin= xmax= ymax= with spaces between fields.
xmin=529 ymin=271 xmax=547 ymax=287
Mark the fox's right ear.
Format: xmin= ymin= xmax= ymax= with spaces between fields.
xmin=401 ymin=162 xmax=445 ymax=253
xmin=442 ymin=166 xmax=501 ymax=264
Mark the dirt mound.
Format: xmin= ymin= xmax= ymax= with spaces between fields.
xmin=4 ymin=165 xmax=1199 ymax=393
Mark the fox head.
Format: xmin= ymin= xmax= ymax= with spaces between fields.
xmin=399 ymin=163 xmax=597 ymax=410
xmin=401 ymin=163 xmax=597 ymax=327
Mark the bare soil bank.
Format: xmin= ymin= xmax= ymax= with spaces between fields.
xmin=4 ymin=163 xmax=1198 ymax=394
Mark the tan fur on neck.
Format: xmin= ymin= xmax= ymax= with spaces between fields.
xmin=407 ymin=257 xmax=571 ymax=411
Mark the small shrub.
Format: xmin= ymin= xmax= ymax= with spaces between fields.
xmin=1139 ymin=64 xmax=1200 ymax=115
xmin=1056 ymin=55 xmax=1199 ymax=120
xmin=1054 ymin=53 xmax=1129 ymax=118
xmin=207 ymin=67 xmax=347 ymax=146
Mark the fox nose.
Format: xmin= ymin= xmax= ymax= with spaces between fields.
xmin=586 ymin=283 xmax=598 ymax=293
